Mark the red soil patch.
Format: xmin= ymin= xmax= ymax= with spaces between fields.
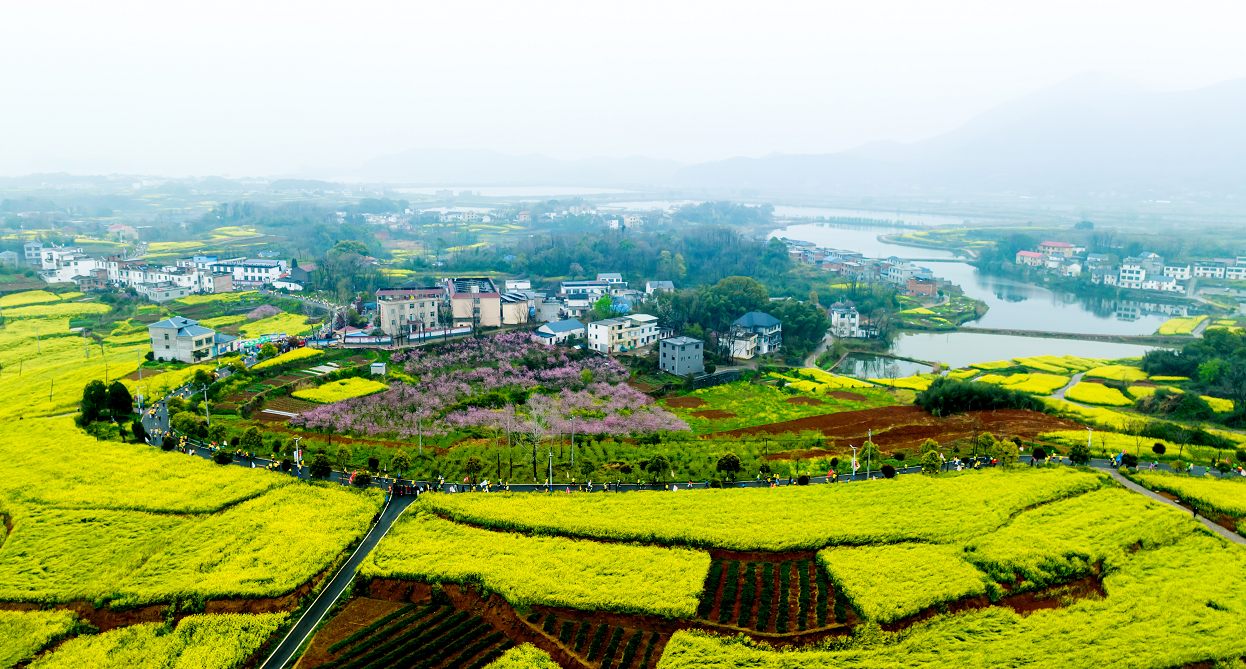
xmin=692 ymin=409 xmax=737 ymax=420
xmin=263 ymin=396 xmax=317 ymax=413
xmin=784 ymin=397 xmax=824 ymax=406
xmin=222 ymin=392 xmax=257 ymax=403
xmin=665 ymin=396 xmax=707 ymax=409
xmin=121 ymin=368 xmax=164 ymax=382
xmin=827 ymin=391 xmax=867 ymax=401
xmin=708 ymin=405 xmax=1085 ymax=455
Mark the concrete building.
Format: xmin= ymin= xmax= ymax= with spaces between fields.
xmin=731 ymin=311 xmax=783 ymax=355
xmin=906 ymin=277 xmax=936 ymax=297
xmin=0 ymin=250 xmax=19 ymax=266
xmin=376 ymin=287 xmax=445 ymax=337
xmin=212 ymin=258 xmax=287 ymax=287
xmin=726 ymin=330 xmax=759 ymax=359
xmin=504 ymin=279 xmax=532 ymax=291
xmin=1016 ymin=251 xmax=1045 ymax=267
xmin=148 ymin=316 xmax=217 ymax=363
xmin=587 ymin=313 xmax=659 ymax=353
xmin=596 ymin=272 xmax=625 ymax=286
xmin=444 ymin=277 xmax=501 ymax=327
xmin=135 ymin=281 xmax=193 ymax=303
xmin=534 ymin=319 xmax=586 ymax=346
xmin=73 ymin=268 xmax=110 ymax=291
xmin=1039 ymin=241 xmax=1080 ymax=256
xmin=500 ymin=292 xmax=531 ymax=325
xmin=558 ymin=280 xmax=611 ymax=296
xmin=829 ymin=303 xmax=863 ymax=338
xmin=1163 ymin=264 xmax=1192 ymax=280
xmin=1194 ymin=262 xmax=1226 ymax=279
xmin=659 ymin=336 xmax=703 ymax=375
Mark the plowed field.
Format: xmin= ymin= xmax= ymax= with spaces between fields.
xmin=710 ymin=405 xmax=1085 ymax=453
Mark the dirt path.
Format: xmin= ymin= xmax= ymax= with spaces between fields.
xmin=1051 ymin=372 xmax=1084 ymax=400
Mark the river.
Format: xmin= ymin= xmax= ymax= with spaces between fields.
xmin=770 ymin=222 xmax=1177 ymax=366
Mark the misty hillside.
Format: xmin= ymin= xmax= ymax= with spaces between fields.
xmin=345 ymin=74 xmax=1246 ymax=197
xmin=673 ymin=73 xmax=1246 ymax=196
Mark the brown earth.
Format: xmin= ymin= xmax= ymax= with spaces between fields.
xmin=706 ymin=405 xmax=1085 ymax=455
xmin=784 ymin=397 xmax=824 ymax=406
xmin=263 ymin=396 xmax=317 ymax=413
xmin=692 ymin=410 xmax=737 ymax=420
xmin=261 ymin=424 xmax=447 ymax=455
xmin=665 ymin=396 xmax=707 ymax=409
xmin=294 ymin=597 xmax=405 ymax=669
xmin=826 ymin=391 xmax=867 ymax=401
xmin=121 ymin=368 xmax=165 ymax=382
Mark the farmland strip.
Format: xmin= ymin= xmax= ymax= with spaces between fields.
xmin=736 ymin=563 xmax=757 ymax=628
xmin=776 ymin=562 xmax=791 ymax=633
xmin=574 ymin=623 xmax=592 ymax=654
xmin=465 ymin=641 xmax=515 ymax=669
xmin=587 ymin=623 xmax=612 ymax=661
xmin=638 ymin=631 xmax=661 ymax=669
xmin=797 ymin=558 xmax=811 ymax=631
xmin=599 ymin=627 xmax=625 ymax=669
xmin=697 ymin=560 xmax=723 ymax=618
xmin=559 ymin=621 xmax=575 ymax=644
xmin=443 ymin=630 xmax=506 ymax=669
xmin=542 ymin=613 xmax=558 ymax=635
xmin=407 ymin=618 xmax=488 ymax=669
xmin=327 ymin=604 xmax=420 ymax=654
xmin=321 ymin=607 xmax=449 ymax=668
xmin=756 ymin=562 xmax=775 ymax=632
xmin=335 ymin=609 xmax=462 ymax=669
xmin=717 ymin=561 xmax=740 ymax=624
xmin=618 ymin=629 xmax=644 ymax=669
xmin=816 ymin=562 xmax=831 ymax=627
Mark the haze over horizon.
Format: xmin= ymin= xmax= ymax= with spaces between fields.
xmin=4 ymin=0 xmax=1246 ymax=181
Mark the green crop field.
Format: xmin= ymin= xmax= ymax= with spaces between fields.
xmin=363 ymin=511 xmax=710 ymax=618
xmin=0 ymin=418 xmax=382 ymax=606
xmin=418 ymin=468 xmax=1103 ymax=551
xmin=26 ymin=613 xmax=286 ymax=669
xmin=1127 ymin=470 xmax=1246 ymax=518
xmin=662 ymin=380 xmax=896 ymax=434
xmin=0 ymin=610 xmax=79 ymax=667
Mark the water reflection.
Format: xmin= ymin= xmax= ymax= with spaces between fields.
xmin=838 ymin=353 xmax=930 ymax=379
xmin=890 ymin=332 xmax=1159 ymax=369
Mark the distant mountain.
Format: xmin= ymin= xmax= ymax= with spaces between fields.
xmin=352 ymin=148 xmax=684 ymax=187
xmin=672 ymin=73 xmax=1246 ymax=196
xmin=340 ymin=73 xmax=1246 ymax=196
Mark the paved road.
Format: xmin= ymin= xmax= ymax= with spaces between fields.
xmin=1103 ymin=468 xmax=1245 ymax=545
xmin=1052 ymin=372 xmax=1084 ymax=400
xmin=258 ymin=493 xmax=418 ymax=669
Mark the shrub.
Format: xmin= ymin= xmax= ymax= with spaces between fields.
xmin=1069 ymin=440 xmax=1091 ymax=465
xmin=797 ymin=474 xmax=810 ymax=485
xmin=213 ymin=450 xmax=233 ymax=465
xmin=1122 ymin=453 xmax=1139 ymax=469
xmin=881 ymin=464 xmax=896 ymax=479
xmin=161 ymin=435 xmax=177 ymax=451
xmin=353 ymin=472 xmax=372 ymax=487
xmin=1031 ymin=446 xmax=1047 ymax=460
xmin=915 ymin=378 xmax=1046 ymax=416
xmin=1153 ymin=443 xmax=1166 ymax=455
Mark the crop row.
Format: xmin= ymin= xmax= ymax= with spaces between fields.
xmin=313 ymin=605 xmax=512 ymax=669
xmin=535 ymin=613 xmax=661 ymax=669
xmin=696 ymin=558 xmax=842 ymax=632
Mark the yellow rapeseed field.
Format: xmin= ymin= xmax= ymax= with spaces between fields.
xmin=238 ymin=312 xmax=315 ymax=337
xmin=252 ymin=347 xmax=322 ymax=370
xmin=293 ymin=377 xmax=388 ymax=403
xmin=1065 ymin=382 xmax=1134 ymax=406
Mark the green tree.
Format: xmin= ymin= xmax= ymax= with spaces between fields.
xmin=131 ymin=420 xmax=147 ymax=443
xmin=330 ymin=239 xmax=370 ymax=256
xmin=919 ymin=438 xmax=940 ymax=457
xmin=700 ymin=276 xmax=769 ymax=328
xmin=260 ymin=343 xmax=277 ymax=359
xmin=464 ymin=456 xmax=482 ymax=484
xmin=240 ymin=426 xmax=263 ymax=452
xmin=335 ymin=444 xmax=353 ymax=469
xmin=79 ymin=380 xmax=107 ymax=424
xmin=309 ymin=452 xmax=332 ymax=479
xmin=991 ymin=438 xmax=1019 ymax=468
xmin=391 ymin=450 xmax=412 ymax=477
xmin=192 ymin=369 xmax=214 ymax=388
xmin=859 ymin=440 xmax=883 ymax=469
xmin=646 ymin=454 xmax=672 ymax=484
xmin=107 ymin=381 xmax=133 ymax=418
xmin=715 ymin=452 xmax=742 ymax=482
xmin=170 ymin=411 xmax=201 ymax=434
xmin=920 ymin=450 xmax=941 ymax=475
xmin=1069 ymin=439 xmax=1091 ymax=466
xmin=208 ymin=423 xmax=228 ymax=446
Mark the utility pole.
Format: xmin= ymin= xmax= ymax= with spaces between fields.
xmin=203 ymin=386 xmax=211 ymax=426
xmin=138 ymin=348 xmax=143 ymax=381
xmin=866 ymin=429 xmax=872 ymax=480
xmin=548 ymin=450 xmax=554 ymax=494
xmin=570 ymin=416 xmax=575 ymax=468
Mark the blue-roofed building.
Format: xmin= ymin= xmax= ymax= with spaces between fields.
xmin=730 ymin=311 xmax=782 ymax=356
xmin=148 ymin=316 xmax=219 ymax=364
xmin=534 ymin=318 xmax=586 ymax=346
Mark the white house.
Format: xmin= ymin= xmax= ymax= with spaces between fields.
xmin=587 ymin=313 xmax=659 ymax=353
xmin=730 ymin=311 xmax=782 ymax=354
xmin=828 ymin=303 xmax=863 ymax=338
xmin=659 ymin=336 xmax=703 ymax=375
xmin=148 ymin=316 xmax=217 ymax=364
xmin=645 ymin=280 xmax=675 ymax=295
xmin=534 ymin=319 xmax=586 ymax=346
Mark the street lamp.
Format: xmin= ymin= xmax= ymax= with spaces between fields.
xmin=849 ymin=445 xmax=858 ymax=482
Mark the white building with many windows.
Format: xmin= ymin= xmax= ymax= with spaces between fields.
xmin=148 ymin=316 xmax=217 ymax=363
xmin=587 ymin=313 xmax=659 ymax=353
xmin=376 ymin=287 xmax=446 ymax=337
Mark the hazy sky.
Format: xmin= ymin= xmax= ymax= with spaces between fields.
xmin=3 ymin=0 xmax=1245 ymax=177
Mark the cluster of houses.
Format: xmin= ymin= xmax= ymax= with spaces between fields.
xmin=1 ymin=241 xmax=317 ymax=301
xmin=1016 ymin=240 xmax=1246 ymax=295
xmin=779 ymin=238 xmax=939 ymax=297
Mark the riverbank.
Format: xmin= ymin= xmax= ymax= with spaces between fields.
xmin=953 ymin=327 xmax=1183 ymax=347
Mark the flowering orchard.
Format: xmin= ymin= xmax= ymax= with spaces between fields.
xmin=290 ymin=333 xmax=688 ymax=442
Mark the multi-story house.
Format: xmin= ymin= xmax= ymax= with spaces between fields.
xmin=731 ymin=311 xmax=783 ymax=354
xmin=659 ymin=336 xmax=704 ymax=375
xmin=828 ymin=303 xmax=863 ymax=338
xmin=586 ymin=313 xmax=660 ymax=353
xmin=148 ymin=316 xmax=217 ymax=363
xmin=376 ymin=287 xmax=446 ymax=337
xmin=558 ymin=280 xmax=611 ymax=296
xmin=444 ymin=277 xmax=501 ymax=327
